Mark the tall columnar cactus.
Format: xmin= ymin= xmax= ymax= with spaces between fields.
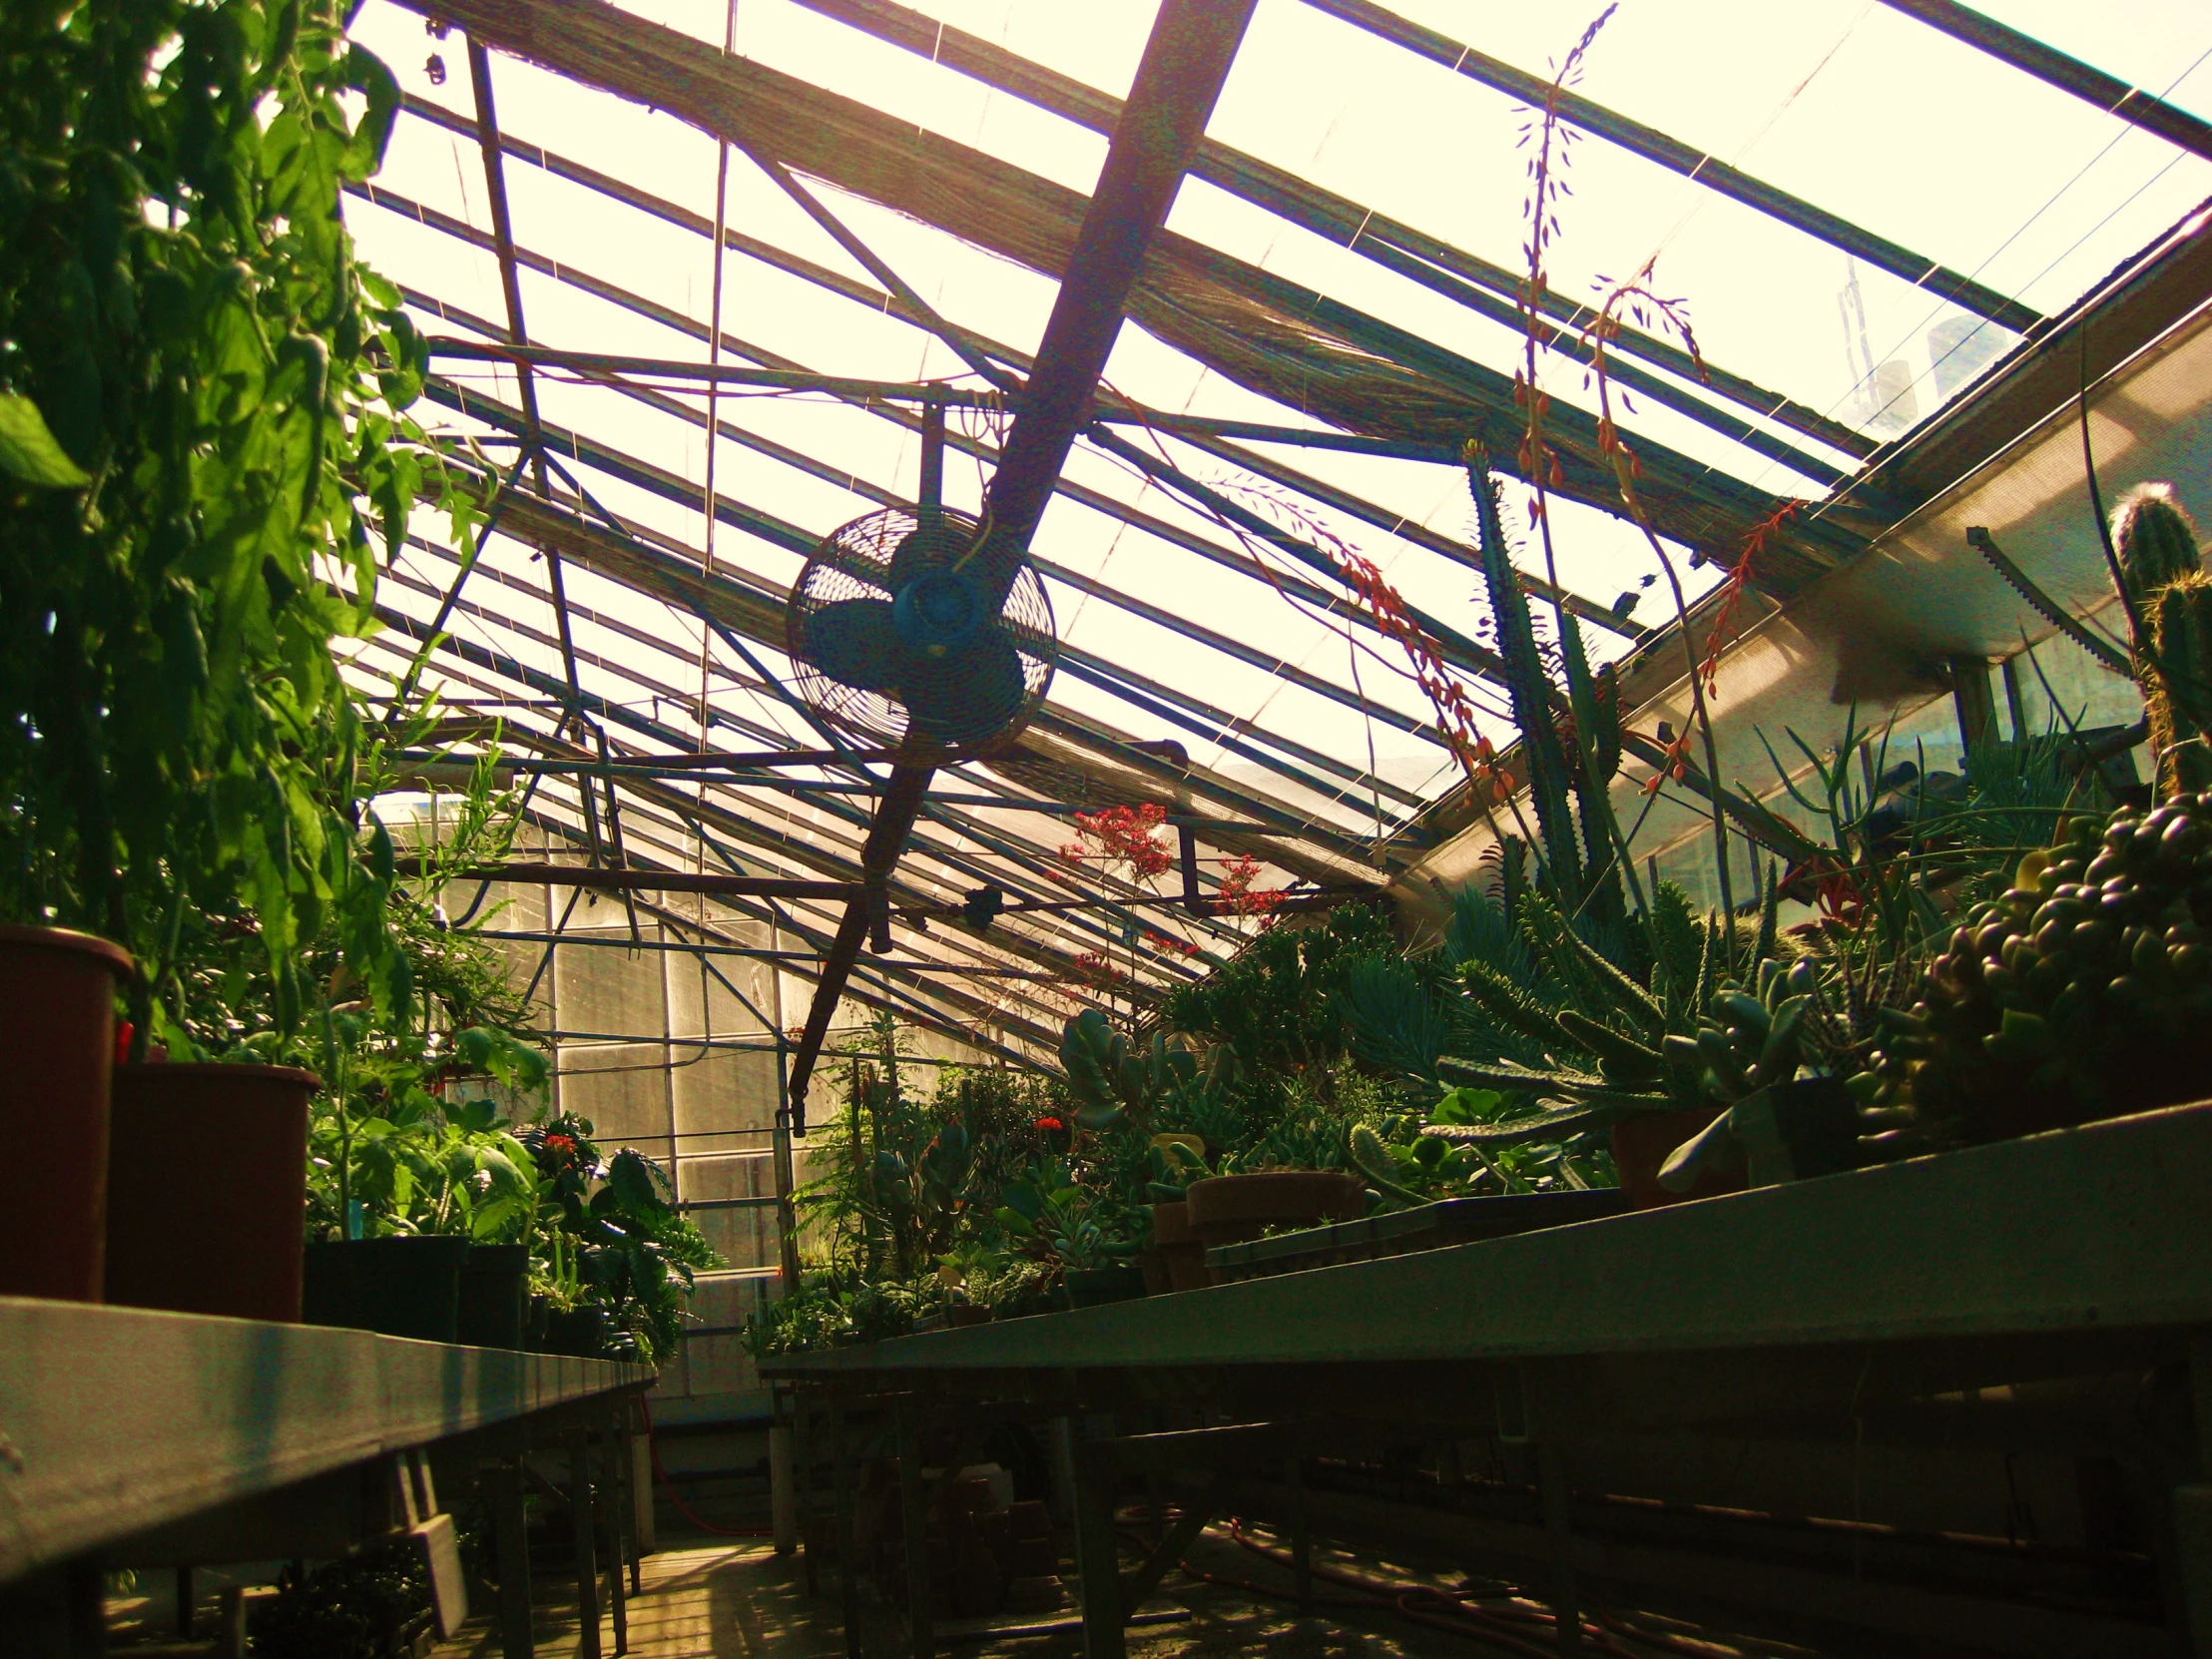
xmin=2150 ymin=572 xmax=2212 ymax=798
xmin=1463 ymin=441 xmax=1583 ymax=909
xmin=2113 ymin=483 xmax=2202 ymax=615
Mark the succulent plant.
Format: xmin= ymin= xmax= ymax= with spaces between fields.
xmin=2148 ymin=573 xmax=2212 ymax=799
xmin=1878 ymin=797 xmax=2212 ymax=1141
xmin=2113 ymin=483 xmax=2202 ymax=612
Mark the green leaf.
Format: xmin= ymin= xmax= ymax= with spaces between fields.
xmin=0 ymin=392 xmax=90 ymax=487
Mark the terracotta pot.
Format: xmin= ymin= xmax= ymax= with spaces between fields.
xmin=946 ymin=1303 xmax=993 ymax=1329
xmin=1149 ymin=1199 xmax=1196 ymax=1246
xmin=107 ymin=1063 xmax=319 ymax=1322
xmin=1183 ymin=1170 xmax=1367 ymax=1245
xmin=0 ymin=925 xmax=134 ymax=1302
xmin=1136 ymin=1247 xmax=1174 ymax=1297
xmin=1163 ymin=1242 xmax=1214 ymax=1292
xmin=1610 ymin=1107 xmax=1746 ymax=1209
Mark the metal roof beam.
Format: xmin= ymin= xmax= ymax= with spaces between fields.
xmin=794 ymin=0 xmax=1875 ymax=469
xmin=375 ymin=115 xmax=1649 ymax=643
xmin=1877 ymin=0 xmax=2212 ymax=164
xmin=1303 ymin=0 xmax=2044 ymax=336
xmin=381 ymin=10 xmax=1840 ymax=581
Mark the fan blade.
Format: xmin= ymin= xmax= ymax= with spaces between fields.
xmin=799 ymin=598 xmax=901 ymax=693
xmin=899 ymin=624 xmax=1028 ymax=747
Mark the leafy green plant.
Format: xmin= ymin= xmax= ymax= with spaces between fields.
xmin=0 ymin=0 xmax=473 ymax=1043
xmin=522 ymin=1113 xmax=721 ymax=1363
xmin=995 ymin=1158 xmax=1141 ymax=1274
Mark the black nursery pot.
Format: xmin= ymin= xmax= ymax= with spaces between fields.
xmin=542 ymin=1303 xmax=611 ymax=1358
xmin=302 ymin=1236 xmax=471 ymax=1343
xmin=457 ymin=1244 xmax=532 ymax=1350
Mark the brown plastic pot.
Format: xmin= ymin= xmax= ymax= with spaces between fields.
xmin=1610 ymin=1106 xmax=1746 ymax=1210
xmin=1149 ymin=1199 xmax=1196 ymax=1247
xmin=1183 ymin=1170 xmax=1367 ymax=1246
xmin=1162 ymin=1242 xmax=1214 ymax=1292
xmin=0 ymin=925 xmax=134 ymax=1302
xmin=107 ymin=1064 xmax=319 ymax=1323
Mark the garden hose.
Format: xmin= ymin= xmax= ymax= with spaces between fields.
xmin=638 ymin=1397 xmax=774 ymax=1538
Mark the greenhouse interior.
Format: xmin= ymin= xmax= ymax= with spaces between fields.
xmin=8 ymin=0 xmax=2212 ymax=1655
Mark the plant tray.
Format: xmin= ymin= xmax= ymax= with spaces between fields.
xmin=1205 ymin=1189 xmax=1631 ymax=1283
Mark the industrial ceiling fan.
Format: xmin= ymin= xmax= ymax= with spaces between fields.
xmin=778 ymin=0 xmax=1260 ymax=1125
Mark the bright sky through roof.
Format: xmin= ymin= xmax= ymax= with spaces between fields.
xmin=344 ymin=0 xmax=2212 ymax=818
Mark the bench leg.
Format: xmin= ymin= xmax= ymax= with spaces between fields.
xmin=491 ymin=1460 xmax=534 ymax=1659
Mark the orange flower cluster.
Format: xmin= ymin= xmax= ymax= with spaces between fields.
xmin=1698 ymin=499 xmax=1803 ymax=696
xmin=1069 ymin=950 xmax=1125 ymax=987
xmin=1218 ymin=854 xmax=1285 ymax=918
xmin=1064 ymin=802 xmax=1174 ymax=880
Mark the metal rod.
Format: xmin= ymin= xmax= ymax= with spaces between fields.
xmin=430 ymin=337 xmax=1003 ymax=405
xmin=568 ymin=1425 xmax=603 ymax=1659
xmin=434 ymin=860 xmax=858 ymax=898
xmin=465 ymin=40 xmax=609 ymax=867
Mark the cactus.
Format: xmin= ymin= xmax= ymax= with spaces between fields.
xmin=2148 ymin=572 xmax=2212 ymax=799
xmin=1893 ymin=798 xmax=2212 ymax=1142
xmin=1463 ymin=441 xmax=1583 ymax=908
xmin=2112 ymin=483 xmax=2202 ymax=614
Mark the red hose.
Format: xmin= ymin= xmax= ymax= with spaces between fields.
xmin=638 ymin=1397 xmax=775 ymax=1538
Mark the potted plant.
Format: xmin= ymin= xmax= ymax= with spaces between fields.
xmin=0 ymin=926 xmax=133 ymax=1302
xmin=0 ymin=5 xmax=470 ymax=1295
xmin=994 ymin=1161 xmax=1145 ymax=1309
xmin=1140 ymin=1136 xmax=1217 ymax=1291
xmin=106 ymin=1060 xmax=322 ymax=1323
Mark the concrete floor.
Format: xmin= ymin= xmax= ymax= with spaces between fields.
xmin=427 ymin=1522 xmax=1843 ymax=1659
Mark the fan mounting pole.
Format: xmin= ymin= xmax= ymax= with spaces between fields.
xmin=783 ymin=0 xmax=1258 ymax=1127
xmin=918 ymin=395 xmax=945 ymax=518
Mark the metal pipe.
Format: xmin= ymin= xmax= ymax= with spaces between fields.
xmin=435 ymin=860 xmax=859 ymax=898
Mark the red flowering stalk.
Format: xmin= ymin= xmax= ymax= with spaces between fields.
xmin=1142 ymin=927 xmax=1200 ymax=958
xmin=1698 ymin=499 xmax=1803 ymax=696
xmin=1579 ymin=260 xmax=1737 ymax=924
xmin=1068 ymin=802 xmax=1174 ymax=881
xmin=1217 ymin=853 xmax=1286 ymax=918
xmin=1213 ymin=478 xmax=1516 ymax=812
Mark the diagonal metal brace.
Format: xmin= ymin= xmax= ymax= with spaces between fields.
xmin=1118 ymin=1485 xmax=1221 ymax=1620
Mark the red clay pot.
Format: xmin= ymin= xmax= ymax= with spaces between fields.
xmin=1183 ymin=1170 xmax=1367 ymax=1245
xmin=1610 ymin=1106 xmax=1747 ymax=1210
xmin=0 ymin=925 xmax=134 ymax=1302
xmin=107 ymin=1063 xmax=320 ymax=1323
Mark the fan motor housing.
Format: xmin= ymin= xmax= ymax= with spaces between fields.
xmin=786 ymin=505 xmax=1057 ymax=761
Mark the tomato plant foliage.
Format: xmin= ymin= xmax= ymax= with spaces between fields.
xmin=0 ymin=0 xmax=473 ymax=1033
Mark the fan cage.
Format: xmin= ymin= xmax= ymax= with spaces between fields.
xmin=785 ymin=506 xmax=1056 ymax=761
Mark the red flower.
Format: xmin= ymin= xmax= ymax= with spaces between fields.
xmin=1033 ymin=1116 xmax=1064 ymax=1133
xmin=544 ymin=1133 xmax=578 ymax=1157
